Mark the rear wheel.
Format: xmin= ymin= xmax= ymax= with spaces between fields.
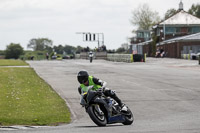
xmin=122 ymin=107 xmax=134 ymax=125
xmin=87 ymin=105 xmax=107 ymax=126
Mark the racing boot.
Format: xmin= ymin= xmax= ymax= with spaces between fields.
xmin=120 ymin=103 xmax=128 ymax=112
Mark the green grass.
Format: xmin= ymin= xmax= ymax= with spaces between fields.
xmin=0 ymin=59 xmax=28 ymax=66
xmin=0 ymin=67 xmax=71 ymax=126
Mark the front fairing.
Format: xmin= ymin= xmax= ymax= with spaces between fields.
xmin=86 ymin=89 xmax=98 ymax=102
xmin=80 ymin=88 xmax=100 ymax=106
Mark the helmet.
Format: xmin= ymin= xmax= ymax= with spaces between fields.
xmin=77 ymin=71 xmax=89 ymax=84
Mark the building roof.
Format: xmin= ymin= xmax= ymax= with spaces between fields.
xmin=159 ymin=32 xmax=200 ymax=45
xmin=137 ymin=39 xmax=152 ymax=46
xmin=136 ymin=30 xmax=151 ymax=32
xmin=159 ymin=10 xmax=200 ymax=25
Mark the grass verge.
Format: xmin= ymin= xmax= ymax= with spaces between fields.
xmin=0 ymin=67 xmax=70 ymax=126
xmin=0 ymin=59 xmax=28 ymax=66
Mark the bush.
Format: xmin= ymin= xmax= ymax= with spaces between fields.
xmin=5 ymin=43 xmax=24 ymax=59
xmin=0 ymin=50 xmax=5 ymax=55
xmin=23 ymin=51 xmax=46 ymax=60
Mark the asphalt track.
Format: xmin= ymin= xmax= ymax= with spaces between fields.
xmin=1 ymin=58 xmax=200 ymax=133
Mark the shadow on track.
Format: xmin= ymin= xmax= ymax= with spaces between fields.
xmin=75 ymin=124 xmax=124 ymax=128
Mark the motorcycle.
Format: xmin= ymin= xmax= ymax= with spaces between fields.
xmin=89 ymin=56 xmax=93 ymax=63
xmin=89 ymin=52 xmax=93 ymax=63
xmin=80 ymin=86 xmax=134 ymax=126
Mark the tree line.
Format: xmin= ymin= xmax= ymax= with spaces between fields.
xmin=1 ymin=38 xmax=127 ymax=59
xmin=0 ymin=38 xmax=87 ymax=59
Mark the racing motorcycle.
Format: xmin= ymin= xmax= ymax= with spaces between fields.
xmin=80 ymin=86 xmax=134 ymax=126
xmin=88 ymin=51 xmax=93 ymax=63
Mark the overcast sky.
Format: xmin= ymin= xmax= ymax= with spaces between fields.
xmin=0 ymin=0 xmax=200 ymax=50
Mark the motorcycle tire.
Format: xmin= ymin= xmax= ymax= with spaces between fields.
xmin=87 ymin=105 xmax=107 ymax=126
xmin=122 ymin=108 xmax=134 ymax=125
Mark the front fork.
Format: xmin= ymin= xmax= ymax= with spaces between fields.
xmin=94 ymin=105 xmax=104 ymax=115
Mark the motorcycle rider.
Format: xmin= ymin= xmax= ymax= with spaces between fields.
xmin=89 ymin=51 xmax=93 ymax=63
xmin=77 ymin=70 xmax=127 ymax=111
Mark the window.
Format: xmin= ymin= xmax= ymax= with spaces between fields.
xmin=156 ymin=28 xmax=160 ymax=36
xmin=137 ymin=32 xmax=144 ymax=38
xmin=144 ymin=32 xmax=150 ymax=38
xmin=189 ymin=27 xmax=200 ymax=33
xmin=165 ymin=27 xmax=176 ymax=35
xmin=176 ymin=27 xmax=181 ymax=33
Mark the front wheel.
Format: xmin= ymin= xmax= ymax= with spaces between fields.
xmin=122 ymin=107 xmax=134 ymax=125
xmin=87 ymin=105 xmax=107 ymax=126
xmin=90 ymin=57 xmax=93 ymax=63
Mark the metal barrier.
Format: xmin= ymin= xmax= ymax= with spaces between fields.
xmin=107 ymin=54 xmax=133 ymax=63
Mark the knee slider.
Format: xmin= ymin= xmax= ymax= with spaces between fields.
xmin=109 ymin=90 xmax=116 ymax=96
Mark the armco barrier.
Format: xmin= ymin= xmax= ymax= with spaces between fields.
xmin=96 ymin=52 xmax=107 ymax=60
xmin=75 ymin=54 xmax=80 ymax=59
xmin=80 ymin=52 xmax=88 ymax=59
xmin=107 ymin=54 xmax=133 ymax=63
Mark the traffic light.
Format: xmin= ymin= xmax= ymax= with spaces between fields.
xmin=85 ymin=34 xmax=88 ymax=41
xmin=93 ymin=34 xmax=95 ymax=41
xmin=84 ymin=33 xmax=97 ymax=41
xmin=89 ymin=34 xmax=92 ymax=41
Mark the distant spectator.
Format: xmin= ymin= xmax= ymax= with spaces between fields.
xmin=156 ymin=48 xmax=161 ymax=58
xmin=94 ymin=47 xmax=97 ymax=52
xmin=102 ymin=45 xmax=106 ymax=51
xmin=161 ymin=50 xmax=165 ymax=58
xmin=46 ymin=53 xmax=49 ymax=60
xmin=31 ymin=56 xmax=34 ymax=60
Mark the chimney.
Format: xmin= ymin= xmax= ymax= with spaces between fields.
xmin=179 ymin=0 xmax=184 ymax=10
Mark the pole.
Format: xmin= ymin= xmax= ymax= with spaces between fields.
xmin=102 ymin=33 xmax=104 ymax=45
xmin=164 ymin=23 xmax=165 ymax=40
xmin=98 ymin=33 xmax=100 ymax=48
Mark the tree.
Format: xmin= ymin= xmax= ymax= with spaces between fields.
xmin=188 ymin=4 xmax=200 ymax=18
xmin=107 ymin=49 xmax=115 ymax=53
xmin=76 ymin=45 xmax=83 ymax=54
xmin=53 ymin=45 xmax=64 ymax=54
xmin=116 ymin=47 xmax=126 ymax=53
xmin=164 ymin=8 xmax=177 ymax=19
xmin=63 ymin=45 xmax=76 ymax=55
xmin=45 ymin=46 xmax=53 ymax=54
xmin=27 ymin=38 xmax=53 ymax=51
xmin=53 ymin=44 xmax=76 ymax=55
xmin=0 ymin=50 xmax=5 ymax=56
xmin=151 ymin=34 xmax=158 ymax=57
xmin=5 ymin=43 xmax=24 ymax=59
xmin=131 ymin=3 xmax=160 ymax=30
